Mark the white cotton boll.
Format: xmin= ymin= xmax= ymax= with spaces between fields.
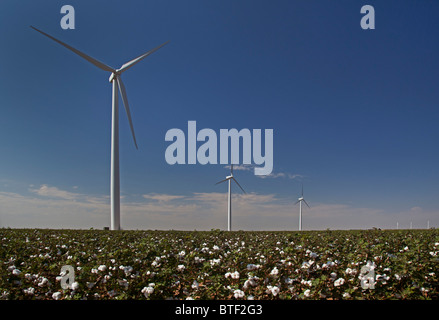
xmin=234 ymin=289 xmax=245 ymax=299
xmin=192 ymin=280 xmax=199 ymax=289
xmin=345 ymin=268 xmax=357 ymax=276
xmin=52 ymin=292 xmax=62 ymax=300
xmin=38 ymin=277 xmax=49 ymax=287
xmin=141 ymin=286 xmax=154 ymax=298
xmin=247 ymin=264 xmax=257 ymax=271
xmin=71 ymin=282 xmax=79 ymax=291
xmin=151 ymin=261 xmax=160 ymax=267
xmin=118 ymin=279 xmax=129 ymax=288
xmin=304 ymin=289 xmax=311 ymax=297
xmin=270 ymin=267 xmax=279 ymax=276
xmin=231 ymin=271 xmax=240 ymax=279
xmin=23 ymin=287 xmax=35 ymax=295
xmin=334 ymin=278 xmax=345 ymax=287
xmin=12 ymin=269 xmax=21 ymax=276
xmin=271 ymin=286 xmax=280 ymax=296
xmin=177 ymin=265 xmax=186 ymax=272
xmin=301 ymin=279 xmax=312 ymax=287
xmin=123 ymin=266 xmax=133 ymax=275
xmin=98 ymin=265 xmax=107 ymax=272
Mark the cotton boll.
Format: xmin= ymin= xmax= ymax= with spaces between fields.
xmin=334 ymin=278 xmax=345 ymax=287
xmin=141 ymin=286 xmax=154 ymax=298
xmin=52 ymin=292 xmax=62 ymax=300
xmin=71 ymin=282 xmax=79 ymax=291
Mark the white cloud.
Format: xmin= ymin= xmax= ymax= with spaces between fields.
xmin=224 ymin=165 xmax=253 ymax=171
xmin=30 ymin=184 xmax=79 ymax=200
xmin=143 ymin=193 xmax=185 ymax=202
xmin=256 ymin=172 xmax=304 ymax=180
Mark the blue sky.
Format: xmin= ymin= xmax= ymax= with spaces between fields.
xmin=0 ymin=0 xmax=438 ymax=230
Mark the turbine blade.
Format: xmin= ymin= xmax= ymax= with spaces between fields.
xmin=231 ymin=163 xmax=233 ymax=175
xmin=118 ymin=40 xmax=170 ymax=73
xmin=116 ymin=76 xmax=138 ymax=149
xmin=215 ymin=179 xmax=228 ymax=185
xmin=303 ymin=199 xmax=310 ymax=208
xmin=294 ymin=200 xmax=300 ymax=205
xmin=301 ymin=183 xmax=304 ymax=197
xmin=232 ymin=177 xmax=246 ymax=194
xmin=30 ymin=26 xmax=115 ymax=73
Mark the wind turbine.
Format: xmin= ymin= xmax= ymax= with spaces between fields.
xmin=31 ymin=26 xmax=169 ymax=230
xmin=215 ymin=164 xmax=246 ymax=231
xmin=295 ymin=183 xmax=310 ymax=231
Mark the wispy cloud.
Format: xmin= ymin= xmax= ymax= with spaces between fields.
xmin=257 ymin=172 xmax=304 ymax=180
xmin=224 ymin=164 xmax=253 ymax=171
xmin=223 ymin=165 xmax=304 ymax=181
xmin=143 ymin=193 xmax=185 ymax=202
xmin=30 ymin=184 xmax=80 ymax=200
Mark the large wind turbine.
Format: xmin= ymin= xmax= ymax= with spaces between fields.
xmin=295 ymin=183 xmax=310 ymax=231
xmin=31 ymin=26 xmax=169 ymax=230
xmin=216 ymin=164 xmax=246 ymax=231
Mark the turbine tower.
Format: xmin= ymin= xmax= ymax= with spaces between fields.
xmin=215 ymin=164 xmax=246 ymax=231
xmin=31 ymin=26 xmax=169 ymax=230
xmin=295 ymin=183 xmax=310 ymax=231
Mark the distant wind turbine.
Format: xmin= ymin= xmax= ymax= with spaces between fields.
xmin=295 ymin=183 xmax=310 ymax=231
xmin=216 ymin=164 xmax=246 ymax=231
xmin=31 ymin=26 xmax=169 ymax=230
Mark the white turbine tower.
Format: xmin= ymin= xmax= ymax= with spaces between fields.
xmin=31 ymin=26 xmax=169 ymax=230
xmin=295 ymin=184 xmax=310 ymax=231
xmin=215 ymin=164 xmax=246 ymax=231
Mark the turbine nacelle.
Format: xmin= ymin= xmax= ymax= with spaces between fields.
xmin=109 ymin=72 xmax=119 ymax=83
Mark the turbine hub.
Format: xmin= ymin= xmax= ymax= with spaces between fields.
xmin=109 ymin=71 xmax=120 ymax=83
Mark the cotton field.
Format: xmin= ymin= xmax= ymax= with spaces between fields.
xmin=1 ymin=228 xmax=438 ymax=300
